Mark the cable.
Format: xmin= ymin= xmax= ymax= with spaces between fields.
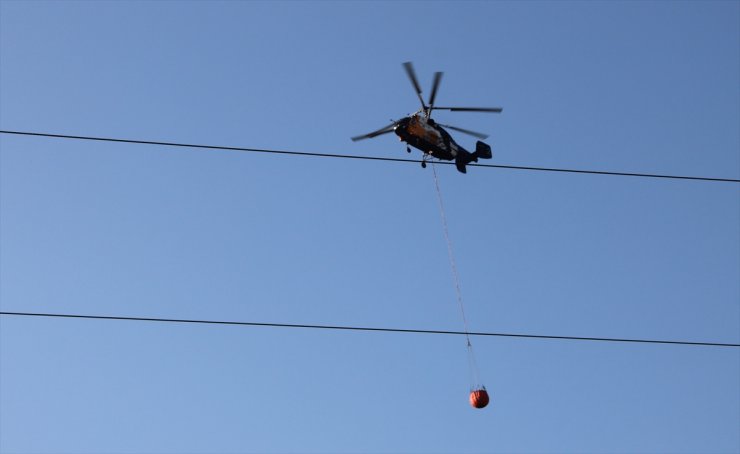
xmin=431 ymin=163 xmax=483 ymax=387
xmin=1 ymin=311 xmax=737 ymax=348
xmin=2 ymin=130 xmax=738 ymax=183
xmin=432 ymin=163 xmax=471 ymax=341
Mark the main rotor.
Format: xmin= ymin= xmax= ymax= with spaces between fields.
xmin=351 ymin=62 xmax=502 ymax=143
xmin=402 ymin=61 xmax=503 ymax=120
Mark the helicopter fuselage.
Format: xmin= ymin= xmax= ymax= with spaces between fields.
xmin=350 ymin=62 xmax=500 ymax=173
xmin=393 ymin=114 xmax=464 ymax=161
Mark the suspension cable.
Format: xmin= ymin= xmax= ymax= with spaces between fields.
xmin=431 ymin=162 xmax=483 ymax=387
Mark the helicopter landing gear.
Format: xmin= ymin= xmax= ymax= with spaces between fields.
xmin=421 ymin=161 xmax=427 ymax=168
xmin=406 ymin=146 xmax=411 ymax=153
xmin=421 ymin=153 xmax=429 ymax=169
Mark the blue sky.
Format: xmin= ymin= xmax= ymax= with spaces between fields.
xmin=1 ymin=1 xmax=738 ymax=453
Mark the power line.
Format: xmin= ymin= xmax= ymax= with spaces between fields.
xmin=1 ymin=311 xmax=737 ymax=348
xmin=2 ymin=130 xmax=738 ymax=183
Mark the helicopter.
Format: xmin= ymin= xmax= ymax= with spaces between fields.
xmin=352 ymin=62 xmax=502 ymax=174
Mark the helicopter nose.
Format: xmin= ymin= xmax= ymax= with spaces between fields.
xmin=394 ymin=118 xmax=408 ymax=134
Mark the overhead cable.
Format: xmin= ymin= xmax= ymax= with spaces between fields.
xmin=1 ymin=311 xmax=737 ymax=348
xmin=1 ymin=130 xmax=737 ymax=183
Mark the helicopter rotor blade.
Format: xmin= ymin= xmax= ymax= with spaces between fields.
xmin=351 ymin=123 xmax=397 ymax=142
xmin=437 ymin=123 xmax=489 ymax=140
xmin=427 ymin=72 xmax=443 ymax=113
xmin=403 ymin=62 xmax=427 ymax=110
xmin=431 ymin=106 xmax=503 ymax=113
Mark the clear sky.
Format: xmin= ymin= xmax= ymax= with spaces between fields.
xmin=1 ymin=1 xmax=738 ymax=453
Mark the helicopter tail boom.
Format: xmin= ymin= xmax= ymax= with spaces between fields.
xmin=454 ymin=141 xmax=492 ymax=174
